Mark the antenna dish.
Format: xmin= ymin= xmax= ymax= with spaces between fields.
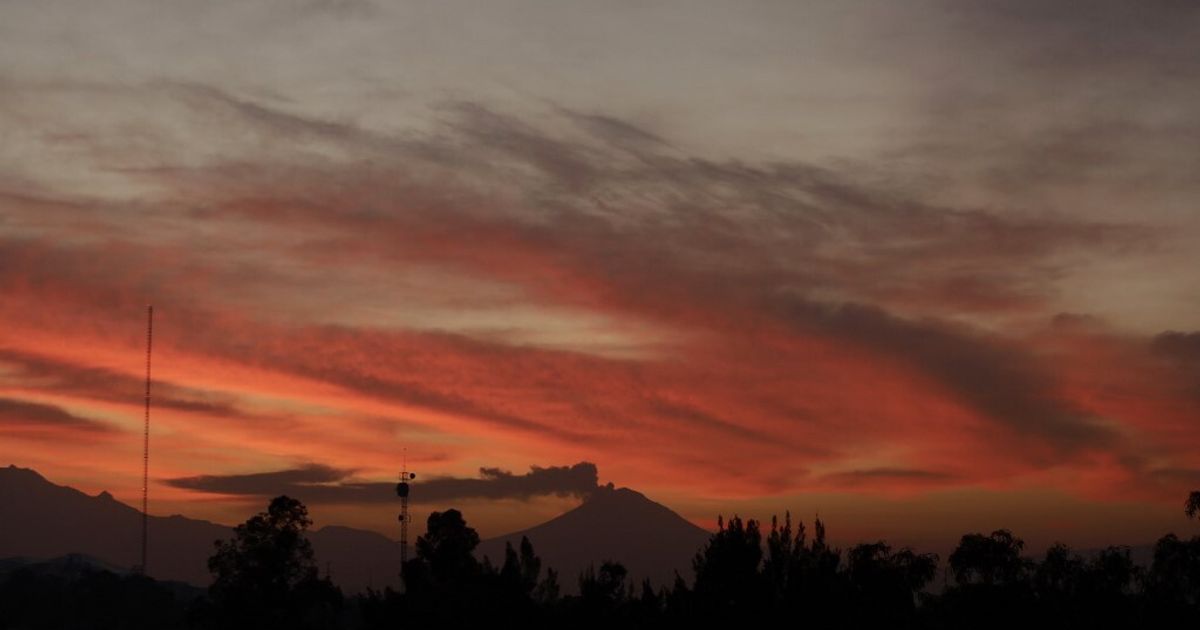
xmin=396 ymin=462 xmax=416 ymax=592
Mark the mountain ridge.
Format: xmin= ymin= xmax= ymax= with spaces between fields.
xmin=477 ymin=482 xmax=711 ymax=591
xmin=0 ymin=465 xmax=710 ymax=593
xmin=0 ymin=464 xmax=401 ymax=592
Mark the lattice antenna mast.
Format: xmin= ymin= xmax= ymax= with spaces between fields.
xmin=395 ymin=450 xmax=416 ymax=590
xmin=139 ymin=305 xmax=153 ymax=574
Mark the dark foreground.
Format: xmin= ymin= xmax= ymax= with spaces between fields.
xmin=3 ymin=495 xmax=1199 ymax=629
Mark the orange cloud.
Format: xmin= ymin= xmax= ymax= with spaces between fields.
xmin=0 ymin=98 xmax=1194 ymax=540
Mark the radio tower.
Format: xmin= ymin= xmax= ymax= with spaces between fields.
xmin=138 ymin=305 xmax=153 ymax=574
xmin=395 ymin=451 xmax=416 ymax=590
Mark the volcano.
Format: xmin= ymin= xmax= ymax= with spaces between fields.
xmin=476 ymin=483 xmax=711 ymax=591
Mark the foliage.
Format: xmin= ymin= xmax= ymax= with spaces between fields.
xmin=0 ymin=565 xmax=189 ymax=630
xmin=206 ymin=495 xmax=342 ymax=629
xmin=7 ymin=491 xmax=1200 ymax=628
xmin=948 ymin=529 xmax=1029 ymax=586
xmin=692 ymin=514 xmax=766 ymax=616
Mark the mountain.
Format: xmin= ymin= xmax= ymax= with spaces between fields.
xmin=0 ymin=466 xmax=712 ymax=595
xmin=0 ymin=553 xmax=131 ymax=579
xmin=0 ymin=465 xmax=401 ymax=593
xmin=309 ymin=525 xmax=402 ymax=592
xmin=476 ymin=483 xmax=711 ymax=592
xmin=0 ymin=553 xmax=207 ymax=601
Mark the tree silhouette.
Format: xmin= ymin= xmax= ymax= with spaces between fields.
xmin=579 ymin=560 xmax=628 ymax=606
xmin=948 ymin=529 xmax=1028 ymax=587
xmin=756 ymin=512 xmax=846 ymax=620
xmin=499 ymin=535 xmax=542 ymax=597
xmin=692 ymin=515 xmax=767 ymax=618
xmin=845 ymin=541 xmax=937 ymax=625
xmin=206 ymin=495 xmax=341 ymax=629
xmin=763 ymin=511 xmax=804 ymax=604
xmin=935 ymin=529 xmax=1036 ymax=629
xmin=533 ymin=566 xmax=560 ymax=604
xmin=11 ymin=498 xmax=1200 ymax=628
xmin=411 ymin=508 xmax=481 ymax=586
xmin=404 ymin=508 xmax=561 ymax=625
xmin=0 ymin=564 xmax=186 ymax=630
xmin=802 ymin=516 xmax=843 ymax=609
xmin=1187 ymin=491 xmax=1200 ymax=520
xmin=1144 ymin=533 xmax=1200 ymax=611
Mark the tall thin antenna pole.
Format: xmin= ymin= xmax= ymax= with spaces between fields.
xmin=140 ymin=305 xmax=153 ymax=574
xmin=400 ymin=450 xmax=408 ymax=566
xmin=395 ymin=449 xmax=415 ymax=591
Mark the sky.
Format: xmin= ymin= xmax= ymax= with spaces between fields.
xmin=1 ymin=0 xmax=1198 ymax=554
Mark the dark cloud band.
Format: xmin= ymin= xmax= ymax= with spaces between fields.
xmin=166 ymin=461 xmax=600 ymax=505
xmin=0 ymin=397 xmax=117 ymax=437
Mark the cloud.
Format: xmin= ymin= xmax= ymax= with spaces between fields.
xmin=0 ymin=348 xmax=247 ymax=419
xmin=0 ymin=397 xmax=117 ymax=439
xmin=646 ymin=398 xmax=793 ymax=450
xmin=164 ymin=464 xmax=351 ymax=495
xmin=1151 ymin=331 xmax=1200 ymax=403
xmin=881 ymin=0 xmax=1200 ymax=224
xmin=1151 ymin=331 xmax=1200 ymax=363
xmin=0 ymin=80 xmax=1192 ymax=517
xmin=821 ymin=468 xmax=958 ymax=488
xmin=773 ymin=300 xmax=1114 ymax=454
xmin=440 ymin=462 xmax=600 ymax=501
xmin=166 ymin=461 xmax=600 ymax=504
xmin=1146 ymin=467 xmax=1200 ymax=485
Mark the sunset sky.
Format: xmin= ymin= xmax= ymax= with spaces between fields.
xmin=1 ymin=0 xmax=1198 ymax=554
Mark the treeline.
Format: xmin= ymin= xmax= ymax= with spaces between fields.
xmin=2 ymin=494 xmax=1199 ymax=629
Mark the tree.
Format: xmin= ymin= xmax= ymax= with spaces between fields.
xmin=1187 ymin=491 xmax=1200 ymax=520
xmin=404 ymin=509 xmax=548 ymax=626
xmin=1145 ymin=533 xmax=1200 ymax=609
xmin=499 ymin=535 xmax=542 ymax=597
xmin=534 ymin=567 xmax=560 ymax=604
xmin=579 ymin=561 xmax=629 ymax=610
xmin=692 ymin=515 xmax=767 ymax=617
xmin=207 ymin=495 xmax=341 ymax=628
xmin=935 ymin=529 xmax=1035 ymax=630
xmin=948 ymin=529 xmax=1029 ymax=587
xmin=845 ymin=541 xmax=937 ymax=623
xmin=1035 ymin=543 xmax=1084 ymax=600
xmin=763 ymin=511 xmax=805 ymax=603
xmin=411 ymin=508 xmax=482 ymax=586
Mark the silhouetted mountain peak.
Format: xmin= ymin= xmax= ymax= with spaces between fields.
xmin=2 ymin=465 xmax=709 ymax=595
xmin=478 ymin=482 xmax=710 ymax=591
xmin=585 ymin=482 xmax=646 ymax=503
xmin=2 ymin=464 xmax=49 ymax=486
xmin=569 ymin=483 xmax=697 ymax=529
xmin=0 ymin=465 xmax=403 ymax=593
xmin=1 ymin=466 xmax=120 ymax=506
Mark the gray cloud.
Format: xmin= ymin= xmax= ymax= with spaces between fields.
xmin=0 ymin=87 xmax=1154 ymax=463
xmin=265 ymin=353 xmax=596 ymax=445
xmin=0 ymin=347 xmax=253 ymax=420
xmin=891 ymin=0 xmax=1200 ymax=214
xmin=647 ymin=398 xmax=795 ymax=450
xmin=142 ymin=87 xmax=1153 ymax=315
xmin=1151 ymin=331 xmax=1200 ymax=363
xmin=1151 ymin=331 xmax=1200 ymax=402
xmin=774 ymin=300 xmax=1113 ymax=453
xmin=164 ymin=463 xmax=350 ymax=495
xmin=821 ymin=468 xmax=957 ymax=487
xmin=0 ymin=80 xmax=1179 ymax=484
xmin=0 ymin=397 xmax=117 ymax=437
xmin=166 ymin=461 xmax=600 ymax=504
